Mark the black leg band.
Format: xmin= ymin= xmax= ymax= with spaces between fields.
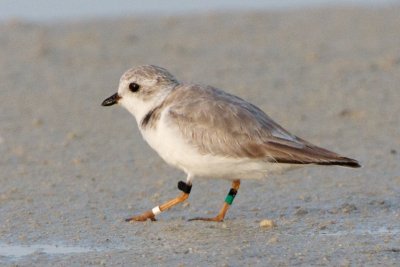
xmin=228 ymin=188 xmax=237 ymax=197
xmin=178 ymin=181 xmax=192 ymax=194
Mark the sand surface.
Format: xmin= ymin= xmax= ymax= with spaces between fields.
xmin=1 ymin=7 xmax=399 ymax=266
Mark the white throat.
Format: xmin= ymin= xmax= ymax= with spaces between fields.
xmin=120 ymin=86 xmax=174 ymax=128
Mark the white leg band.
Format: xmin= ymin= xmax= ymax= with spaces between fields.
xmin=152 ymin=206 xmax=161 ymax=216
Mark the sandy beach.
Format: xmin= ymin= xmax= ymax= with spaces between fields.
xmin=0 ymin=6 xmax=399 ymax=266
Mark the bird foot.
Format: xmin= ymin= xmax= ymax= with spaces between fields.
xmin=125 ymin=210 xmax=156 ymax=222
xmin=188 ymin=215 xmax=224 ymax=222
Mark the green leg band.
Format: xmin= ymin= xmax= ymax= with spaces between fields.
xmin=225 ymin=189 xmax=237 ymax=205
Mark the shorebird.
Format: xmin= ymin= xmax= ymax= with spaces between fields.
xmin=102 ymin=65 xmax=360 ymax=222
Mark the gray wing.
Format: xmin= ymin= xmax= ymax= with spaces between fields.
xmin=166 ymin=84 xmax=360 ymax=167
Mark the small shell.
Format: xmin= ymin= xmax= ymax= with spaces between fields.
xmin=259 ymin=219 xmax=277 ymax=229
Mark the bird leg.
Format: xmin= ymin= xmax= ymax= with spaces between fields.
xmin=125 ymin=181 xmax=192 ymax=222
xmin=189 ymin=179 xmax=240 ymax=222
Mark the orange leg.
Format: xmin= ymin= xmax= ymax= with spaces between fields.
xmin=126 ymin=181 xmax=191 ymax=222
xmin=189 ymin=179 xmax=240 ymax=222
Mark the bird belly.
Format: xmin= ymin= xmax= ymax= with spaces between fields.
xmin=141 ymin=118 xmax=288 ymax=179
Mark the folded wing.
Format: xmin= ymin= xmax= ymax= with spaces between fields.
xmin=167 ymin=84 xmax=360 ymax=168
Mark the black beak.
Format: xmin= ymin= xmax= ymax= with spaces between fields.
xmin=102 ymin=93 xmax=121 ymax=106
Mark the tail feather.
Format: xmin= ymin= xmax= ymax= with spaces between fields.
xmin=314 ymin=157 xmax=361 ymax=168
xmin=264 ymin=141 xmax=361 ymax=168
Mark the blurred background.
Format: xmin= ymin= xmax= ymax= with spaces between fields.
xmin=1 ymin=0 xmax=399 ymax=266
xmin=1 ymin=0 xmax=399 ymax=21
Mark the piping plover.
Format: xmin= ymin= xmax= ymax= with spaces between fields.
xmin=102 ymin=65 xmax=360 ymax=222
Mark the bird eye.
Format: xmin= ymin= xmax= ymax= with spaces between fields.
xmin=129 ymin=82 xmax=140 ymax=93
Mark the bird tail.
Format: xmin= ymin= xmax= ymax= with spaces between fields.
xmin=263 ymin=141 xmax=361 ymax=168
xmin=313 ymin=156 xmax=361 ymax=168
